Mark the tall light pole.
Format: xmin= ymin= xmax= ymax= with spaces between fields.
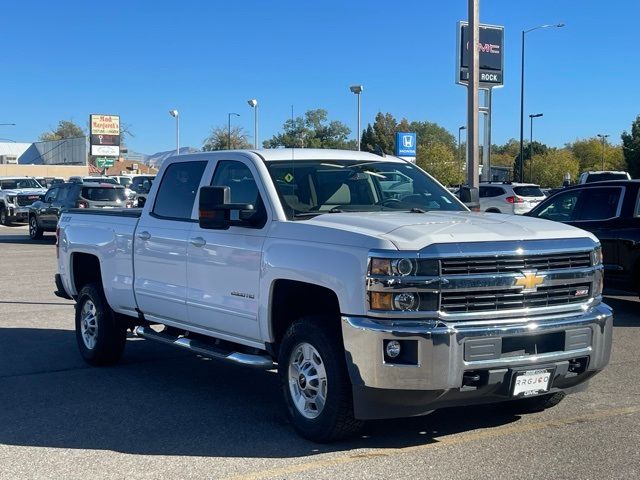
xmin=169 ymin=110 xmax=179 ymax=156
xmin=350 ymin=85 xmax=363 ymax=151
xmin=247 ymin=99 xmax=258 ymax=149
xmin=0 ymin=123 xmax=16 ymax=126
xmin=519 ymin=23 xmax=564 ymax=181
xmin=458 ymin=126 xmax=466 ymax=162
xmin=227 ymin=113 xmax=240 ymax=150
xmin=529 ymin=113 xmax=543 ymax=182
xmin=597 ymin=133 xmax=610 ymax=170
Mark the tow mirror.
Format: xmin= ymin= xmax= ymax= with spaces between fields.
xmin=137 ymin=196 xmax=146 ymax=208
xmin=459 ymin=186 xmax=480 ymax=211
xmin=199 ymin=186 xmax=254 ymax=230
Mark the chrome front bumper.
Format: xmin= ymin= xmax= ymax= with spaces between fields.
xmin=342 ymin=304 xmax=612 ymax=393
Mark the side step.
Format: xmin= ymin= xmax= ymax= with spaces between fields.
xmin=133 ymin=326 xmax=274 ymax=369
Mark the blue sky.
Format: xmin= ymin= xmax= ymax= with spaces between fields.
xmin=2 ymin=0 xmax=639 ymax=154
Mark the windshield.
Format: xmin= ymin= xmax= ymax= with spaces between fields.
xmin=265 ymin=160 xmax=466 ymax=219
xmin=0 ymin=178 xmax=43 ymax=189
xmin=585 ymin=173 xmax=629 ymax=183
xmin=513 ymin=186 xmax=544 ymax=197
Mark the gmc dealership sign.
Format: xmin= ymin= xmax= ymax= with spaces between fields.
xmin=456 ymin=22 xmax=504 ymax=88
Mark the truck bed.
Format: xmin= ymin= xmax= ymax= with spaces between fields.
xmin=64 ymin=208 xmax=143 ymax=217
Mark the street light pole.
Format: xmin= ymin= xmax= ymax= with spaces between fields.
xmin=458 ymin=126 xmax=466 ymax=163
xmin=350 ymin=85 xmax=363 ymax=151
xmin=597 ymin=133 xmax=609 ymax=170
xmin=169 ymin=110 xmax=179 ymax=156
xmin=519 ymin=23 xmax=564 ymax=182
xmin=529 ymin=113 xmax=543 ymax=182
xmin=227 ymin=113 xmax=240 ymax=150
xmin=248 ymin=99 xmax=258 ymax=148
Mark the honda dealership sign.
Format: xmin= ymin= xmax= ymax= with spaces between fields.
xmin=395 ymin=132 xmax=417 ymax=158
xmin=90 ymin=114 xmax=120 ymax=157
xmin=456 ymin=22 xmax=504 ymax=87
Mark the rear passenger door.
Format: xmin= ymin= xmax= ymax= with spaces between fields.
xmin=40 ymin=187 xmax=60 ymax=229
xmin=186 ymin=159 xmax=269 ymax=342
xmin=134 ymin=160 xmax=207 ymax=324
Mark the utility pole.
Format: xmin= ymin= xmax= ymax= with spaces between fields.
xmin=466 ymin=0 xmax=480 ymax=202
xmin=597 ymin=134 xmax=609 ymax=170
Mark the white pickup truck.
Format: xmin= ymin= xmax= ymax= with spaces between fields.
xmin=55 ymin=149 xmax=612 ymax=441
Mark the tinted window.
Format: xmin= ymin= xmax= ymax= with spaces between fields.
xmin=44 ymin=188 xmax=59 ymax=203
xmin=55 ymin=185 xmax=69 ymax=204
xmin=585 ymin=173 xmax=629 ymax=183
xmin=574 ymin=187 xmax=622 ymax=221
xmin=533 ymin=190 xmax=580 ymax=222
xmin=0 ymin=178 xmax=42 ymax=189
xmin=153 ymin=162 xmax=206 ymax=220
xmin=84 ymin=177 xmax=119 ymax=185
xmin=81 ymin=187 xmax=127 ymax=202
xmin=211 ymin=161 xmax=266 ymax=228
xmin=131 ymin=176 xmax=154 ymax=193
xmin=513 ymin=186 xmax=544 ymax=197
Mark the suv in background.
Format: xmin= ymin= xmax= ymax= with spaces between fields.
xmin=0 ymin=177 xmax=48 ymax=225
xmin=27 ymin=181 xmax=132 ymax=239
xmin=479 ymin=182 xmax=546 ymax=215
xmin=578 ymin=171 xmax=631 ymax=184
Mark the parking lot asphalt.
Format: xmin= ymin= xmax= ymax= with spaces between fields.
xmin=1 ymin=224 xmax=639 ymax=480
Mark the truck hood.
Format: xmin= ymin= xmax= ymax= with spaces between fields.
xmin=2 ymin=188 xmax=47 ymax=196
xmin=304 ymin=211 xmax=596 ymax=250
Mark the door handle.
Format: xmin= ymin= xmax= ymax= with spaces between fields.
xmin=137 ymin=231 xmax=151 ymax=241
xmin=190 ymin=236 xmax=206 ymax=247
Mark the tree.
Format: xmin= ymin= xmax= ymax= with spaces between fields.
xmin=263 ymin=109 xmax=355 ymax=149
xmin=529 ymin=149 xmax=580 ymax=187
xmin=361 ymin=112 xmax=397 ymax=154
xmin=513 ymin=141 xmax=548 ymax=183
xmin=39 ymin=120 xmax=85 ymax=141
xmin=621 ymin=115 xmax=640 ymax=178
xmin=416 ymin=142 xmax=465 ymax=186
xmin=203 ymin=125 xmax=251 ymax=151
xmin=570 ymin=137 xmax=625 ymax=172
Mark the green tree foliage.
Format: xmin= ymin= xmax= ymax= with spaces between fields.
xmin=570 ymin=137 xmax=625 ymax=172
xmin=528 ymin=149 xmax=580 ymax=187
xmin=203 ymin=125 xmax=251 ymax=151
xmin=416 ymin=142 xmax=465 ymax=186
xmin=263 ymin=109 xmax=355 ymax=149
xmin=621 ymin=115 xmax=640 ymax=178
xmin=513 ymin=141 xmax=548 ymax=182
xmin=39 ymin=120 xmax=85 ymax=141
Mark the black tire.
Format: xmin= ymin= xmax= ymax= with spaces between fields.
xmin=75 ymin=283 xmax=126 ymax=366
xmin=278 ymin=315 xmax=364 ymax=442
xmin=28 ymin=215 xmax=43 ymax=240
xmin=0 ymin=206 xmax=11 ymax=226
xmin=508 ymin=391 xmax=566 ymax=413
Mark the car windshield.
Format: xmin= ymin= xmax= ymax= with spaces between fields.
xmin=0 ymin=178 xmax=42 ymax=189
xmin=265 ymin=160 xmax=466 ymax=219
xmin=131 ymin=176 xmax=154 ymax=193
xmin=585 ymin=173 xmax=629 ymax=183
xmin=81 ymin=187 xmax=127 ymax=202
xmin=513 ymin=186 xmax=544 ymax=197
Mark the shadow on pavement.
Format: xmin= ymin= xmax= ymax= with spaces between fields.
xmin=604 ymin=295 xmax=640 ymax=327
xmin=0 ymin=234 xmax=56 ymax=244
xmin=0 ymin=327 xmax=524 ymax=458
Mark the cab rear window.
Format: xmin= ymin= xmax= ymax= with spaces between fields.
xmin=81 ymin=187 xmax=126 ymax=202
xmin=513 ymin=186 xmax=544 ymax=197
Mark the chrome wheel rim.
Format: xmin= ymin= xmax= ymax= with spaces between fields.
xmin=288 ymin=342 xmax=327 ymax=419
xmin=29 ymin=217 xmax=37 ymax=237
xmin=80 ymin=300 xmax=98 ymax=350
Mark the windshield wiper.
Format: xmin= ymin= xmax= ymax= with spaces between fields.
xmin=293 ymin=207 xmax=343 ymax=218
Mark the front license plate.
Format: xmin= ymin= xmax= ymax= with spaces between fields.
xmin=512 ymin=369 xmax=552 ymax=397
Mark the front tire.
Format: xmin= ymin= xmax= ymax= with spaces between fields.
xmin=0 ymin=206 xmax=11 ymax=226
xmin=29 ymin=215 xmax=43 ymax=239
xmin=278 ymin=316 xmax=363 ymax=442
xmin=75 ymin=283 xmax=126 ymax=366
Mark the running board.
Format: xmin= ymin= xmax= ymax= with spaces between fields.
xmin=133 ymin=326 xmax=274 ymax=369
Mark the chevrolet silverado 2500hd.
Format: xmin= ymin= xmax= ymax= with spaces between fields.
xmin=55 ymin=149 xmax=612 ymax=441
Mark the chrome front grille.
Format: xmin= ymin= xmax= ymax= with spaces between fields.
xmin=441 ymin=252 xmax=592 ymax=275
xmin=441 ymin=283 xmax=591 ymax=314
xmin=16 ymin=195 xmax=41 ymax=206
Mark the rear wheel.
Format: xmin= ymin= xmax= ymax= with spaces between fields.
xmin=75 ymin=283 xmax=126 ymax=366
xmin=278 ymin=316 xmax=363 ymax=442
xmin=29 ymin=215 xmax=43 ymax=239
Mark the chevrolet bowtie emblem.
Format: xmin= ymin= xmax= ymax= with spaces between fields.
xmin=514 ymin=271 xmax=545 ymax=292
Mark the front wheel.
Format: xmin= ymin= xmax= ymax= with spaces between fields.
xmin=29 ymin=215 xmax=43 ymax=239
xmin=0 ymin=207 xmax=11 ymax=226
xmin=278 ymin=316 xmax=364 ymax=442
xmin=75 ymin=283 xmax=126 ymax=366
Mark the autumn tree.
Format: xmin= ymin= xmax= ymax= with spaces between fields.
xmin=529 ymin=149 xmax=580 ymax=187
xmin=39 ymin=120 xmax=85 ymax=141
xmin=416 ymin=142 xmax=465 ymax=186
xmin=621 ymin=115 xmax=640 ymax=178
xmin=570 ymin=137 xmax=625 ymax=172
xmin=263 ymin=109 xmax=355 ymax=149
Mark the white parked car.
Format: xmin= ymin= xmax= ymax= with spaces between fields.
xmin=578 ymin=171 xmax=631 ymax=184
xmin=479 ymin=182 xmax=546 ymax=214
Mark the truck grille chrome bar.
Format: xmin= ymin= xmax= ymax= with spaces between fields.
xmin=441 ymin=252 xmax=592 ymax=275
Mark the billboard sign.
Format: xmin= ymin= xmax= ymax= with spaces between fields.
xmin=456 ymin=22 xmax=504 ymax=87
xmin=90 ymin=114 xmax=120 ymax=157
xmin=395 ymin=132 xmax=417 ymax=157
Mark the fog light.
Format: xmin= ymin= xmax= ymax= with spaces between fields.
xmin=386 ymin=340 xmax=401 ymax=358
xmin=393 ymin=292 xmax=418 ymax=310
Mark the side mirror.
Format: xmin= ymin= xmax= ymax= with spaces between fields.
xmin=458 ymin=186 xmax=480 ymax=211
xmin=137 ymin=196 xmax=146 ymax=208
xmin=199 ymin=186 xmax=255 ymax=230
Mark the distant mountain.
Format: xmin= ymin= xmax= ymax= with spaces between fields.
xmin=145 ymin=147 xmax=200 ymax=167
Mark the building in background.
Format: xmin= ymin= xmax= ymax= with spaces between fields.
xmin=19 ymin=137 xmax=87 ymax=165
xmin=0 ymin=143 xmax=32 ymax=165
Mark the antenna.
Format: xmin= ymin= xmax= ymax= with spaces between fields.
xmin=290 ymin=105 xmax=295 ymax=217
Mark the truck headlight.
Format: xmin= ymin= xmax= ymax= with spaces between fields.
xmin=6 ymin=195 xmax=16 ymax=205
xmin=591 ymin=247 xmax=603 ymax=266
xmin=370 ymin=291 xmax=437 ymax=312
xmin=369 ymin=257 xmax=438 ymax=276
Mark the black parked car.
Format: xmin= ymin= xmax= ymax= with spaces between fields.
xmin=527 ymin=180 xmax=640 ymax=295
xmin=28 ymin=181 xmax=132 ymax=239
